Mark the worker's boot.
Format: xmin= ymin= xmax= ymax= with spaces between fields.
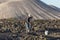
xmin=26 ymin=29 xmax=30 ymax=33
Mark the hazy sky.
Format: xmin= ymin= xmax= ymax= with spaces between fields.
xmin=41 ymin=0 xmax=60 ymax=8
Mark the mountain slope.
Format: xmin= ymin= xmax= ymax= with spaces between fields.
xmin=0 ymin=0 xmax=60 ymax=20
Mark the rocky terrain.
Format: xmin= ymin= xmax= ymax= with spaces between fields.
xmin=0 ymin=19 xmax=60 ymax=40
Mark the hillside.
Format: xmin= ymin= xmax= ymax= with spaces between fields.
xmin=0 ymin=0 xmax=60 ymax=40
xmin=0 ymin=0 xmax=60 ymax=20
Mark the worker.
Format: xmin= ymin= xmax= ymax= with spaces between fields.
xmin=25 ymin=14 xmax=33 ymax=32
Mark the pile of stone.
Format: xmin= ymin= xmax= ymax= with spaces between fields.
xmin=0 ymin=19 xmax=60 ymax=40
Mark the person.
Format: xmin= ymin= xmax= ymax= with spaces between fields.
xmin=25 ymin=14 xmax=33 ymax=32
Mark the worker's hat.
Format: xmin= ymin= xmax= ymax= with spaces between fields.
xmin=28 ymin=14 xmax=31 ymax=17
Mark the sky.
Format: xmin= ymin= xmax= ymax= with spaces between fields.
xmin=41 ymin=0 xmax=60 ymax=8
